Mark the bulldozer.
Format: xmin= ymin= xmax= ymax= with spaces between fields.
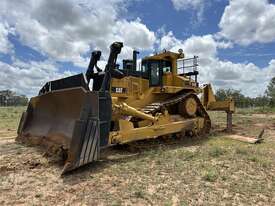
xmin=16 ymin=42 xmax=235 ymax=174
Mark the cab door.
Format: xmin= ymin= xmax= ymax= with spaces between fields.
xmin=149 ymin=61 xmax=162 ymax=87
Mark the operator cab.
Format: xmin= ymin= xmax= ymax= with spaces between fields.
xmin=120 ymin=50 xmax=199 ymax=87
xmin=141 ymin=59 xmax=172 ymax=86
xmin=120 ymin=50 xmax=174 ymax=87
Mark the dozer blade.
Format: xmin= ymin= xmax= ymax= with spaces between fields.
xmin=16 ymin=88 xmax=112 ymax=174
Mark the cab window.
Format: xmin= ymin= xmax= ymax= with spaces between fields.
xmin=162 ymin=60 xmax=172 ymax=73
xmin=141 ymin=63 xmax=148 ymax=73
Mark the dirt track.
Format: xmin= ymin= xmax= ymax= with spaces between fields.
xmin=1 ymin=108 xmax=275 ymax=205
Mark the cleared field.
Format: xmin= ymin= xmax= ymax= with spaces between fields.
xmin=0 ymin=107 xmax=275 ymax=205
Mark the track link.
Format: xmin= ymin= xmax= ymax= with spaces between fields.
xmin=141 ymin=93 xmax=211 ymax=136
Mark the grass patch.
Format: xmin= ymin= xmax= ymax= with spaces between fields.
xmin=133 ymin=190 xmax=145 ymax=199
xmin=177 ymin=150 xmax=197 ymax=161
xmin=237 ymin=108 xmax=256 ymax=115
xmin=254 ymin=107 xmax=275 ymax=114
xmin=208 ymin=146 xmax=226 ymax=157
xmin=0 ymin=106 xmax=26 ymax=130
xmin=235 ymin=147 xmax=249 ymax=155
xmin=248 ymin=156 xmax=258 ymax=162
xmin=247 ymin=156 xmax=272 ymax=168
xmin=236 ymin=107 xmax=275 ymax=114
xmin=202 ymin=168 xmax=218 ymax=182
xmin=260 ymin=160 xmax=272 ymax=168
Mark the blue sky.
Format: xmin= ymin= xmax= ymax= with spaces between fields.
xmin=127 ymin=0 xmax=275 ymax=68
xmin=0 ymin=0 xmax=275 ymax=97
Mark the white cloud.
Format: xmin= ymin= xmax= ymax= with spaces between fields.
xmin=159 ymin=31 xmax=274 ymax=97
xmin=0 ymin=0 xmax=156 ymax=96
xmin=0 ymin=22 xmax=13 ymax=54
xmin=0 ymin=0 xmax=156 ymax=66
xmin=160 ymin=32 xmax=232 ymax=58
xmin=116 ymin=19 xmax=156 ymax=50
xmin=0 ymin=60 xmax=74 ymax=97
xmin=159 ymin=31 xmax=182 ymax=51
xmin=171 ymin=0 xmax=205 ymax=22
xmin=219 ymin=0 xmax=275 ymax=45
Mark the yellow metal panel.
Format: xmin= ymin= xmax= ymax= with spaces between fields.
xmin=208 ymin=99 xmax=235 ymax=112
xmin=118 ymin=119 xmax=134 ymax=131
xmin=110 ymin=119 xmax=196 ymax=144
xmin=162 ymin=72 xmax=173 ymax=86
xmin=143 ymin=51 xmax=182 ymax=61
xmin=152 ymin=86 xmax=184 ymax=94
xmin=201 ymin=84 xmax=216 ymax=107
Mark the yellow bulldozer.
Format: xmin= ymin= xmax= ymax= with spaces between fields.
xmin=16 ymin=42 xmax=234 ymax=174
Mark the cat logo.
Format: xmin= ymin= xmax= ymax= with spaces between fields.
xmin=111 ymin=87 xmax=127 ymax=93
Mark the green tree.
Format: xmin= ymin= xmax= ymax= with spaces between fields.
xmin=254 ymin=96 xmax=269 ymax=108
xmin=215 ymin=89 xmax=248 ymax=108
xmin=265 ymin=77 xmax=275 ymax=107
xmin=215 ymin=88 xmax=269 ymax=108
xmin=0 ymin=90 xmax=28 ymax=106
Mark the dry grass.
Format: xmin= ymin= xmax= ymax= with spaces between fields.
xmin=0 ymin=107 xmax=275 ymax=205
xmin=0 ymin=107 xmax=25 ymax=130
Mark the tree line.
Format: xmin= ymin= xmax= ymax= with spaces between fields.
xmin=0 ymin=90 xmax=28 ymax=106
xmin=215 ymin=77 xmax=275 ymax=108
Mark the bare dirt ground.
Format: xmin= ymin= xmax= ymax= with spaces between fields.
xmin=0 ymin=107 xmax=275 ymax=205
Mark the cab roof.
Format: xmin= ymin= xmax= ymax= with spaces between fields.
xmin=143 ymin=51 xmax=184 ymax=61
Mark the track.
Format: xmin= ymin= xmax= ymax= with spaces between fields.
xmin=142 ymin=93 xmax=211 ymax=137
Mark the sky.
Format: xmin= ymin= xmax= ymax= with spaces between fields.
xmin=0 ymin=0 xmax=275 ymax=97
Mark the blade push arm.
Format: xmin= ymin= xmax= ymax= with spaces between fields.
xmin=86 ymin=51 xmax=102 ymax=83
xmin=100 ymin=42 xmax=124 ymax=91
